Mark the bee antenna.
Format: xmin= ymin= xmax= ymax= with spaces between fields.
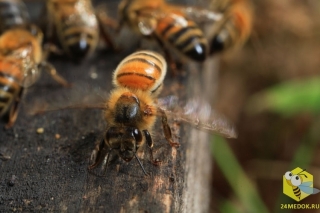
xmin=297 ymin=169 xmax=308 ymax=178
xmin=134 ymin=153 xmax=148 ymax=176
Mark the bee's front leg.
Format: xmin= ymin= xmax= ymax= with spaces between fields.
xmin=88 ymin=139 xmax=110 ymax=172
xmin=143 ymin=130 xmax=161 ymax=166
xmin=158 ymin=109 xmax=180 ymax=147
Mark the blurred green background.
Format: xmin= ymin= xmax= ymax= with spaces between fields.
xmin=210 ymin=0 xmax=320 ymax=212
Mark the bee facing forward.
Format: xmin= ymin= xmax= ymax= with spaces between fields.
xmin=0 ymin=25 xmax=69 ymax=128
xmin=118 ymin=0 xmax=212 ymax=67
xmin=45 ymin=0 xmax=115 ymax=60
xmin=89 ymin=50 xmax=179 ymax=175
xmin=284 ymin=170 xmax=320 ymax=200
xmin=87 ymin=50 xmax=237 ymax=175
xmin=209 ymin=0 xmax=253 ymax=54
xmin=0 ymin=0 xmax=30 ymax=33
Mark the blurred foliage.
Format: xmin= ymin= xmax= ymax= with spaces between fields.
xmin=246 ymin=77 xmax=320 ymax=116
xmin=211 ymin=0 xmax=320 ymax=212
xmin=211 ymin=136 xmax=269 ymax=213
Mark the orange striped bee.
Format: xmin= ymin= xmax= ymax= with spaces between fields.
xmin=0 ymin=0 xmax=30 ymax=34
xmin=87 ymin=50 xmax=237 ymax=175
xmin=209 ymin=0 xmax=253 ymax=54
xmin=0 ymin=25 xmax=69 ymax=128
xmin=118 ymin=0 xmax=218 ymax=66
xmin=88 ymin=50 xmax=178 ymax=175
xmin=44 ymin=0 xmax=116 ymax=60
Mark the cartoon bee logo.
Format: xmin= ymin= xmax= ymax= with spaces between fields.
xmin=283 ymin=168 xmax=320 ymax=201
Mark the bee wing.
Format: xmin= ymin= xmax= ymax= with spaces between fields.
xmin=135 ymin=9 xmax=161 ymax=36
xmin=300 ymin=182 xmax=320 ymax=194
xmin=167 ymin=5 xmax=223 ymax=24
xmin=157 ymin=96 xmax=237 ymax=138
xmin=28 ymin=83 xmax=108 ymax=115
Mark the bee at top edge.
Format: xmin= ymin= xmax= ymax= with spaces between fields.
xmin=117 ymin=0 xmax=224 ymax=72
xmin=208 ymin=0 xmax=253 ymax=54
xmin=43 ymin=0 xmax=117 ymax=61
xmin=0 ymin=25 xmax=70 ymax=129
xmin=84 ymin=50 xmax=237 ymax=175
xmin=0 ymin=0 xmax=30 ymax=34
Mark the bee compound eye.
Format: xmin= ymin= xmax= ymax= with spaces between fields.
xmin=291 ymin=175 xmax=302 ymax=186
xmin=133 ymin=129 xmax=142 ymax=142
xmin=284 ymin=171 xmax=293 ymax=180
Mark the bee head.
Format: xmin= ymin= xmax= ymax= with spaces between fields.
xmin=284 ymin=170 xmax=307 ymax=187
xmin=106 ymin=127 xmax=142 ymax=162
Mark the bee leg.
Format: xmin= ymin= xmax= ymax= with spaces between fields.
xmin=88 ymin=139 xmax=110 ymax=171
xmin=42 ymin=43 xmax=64 ymax=60
xmin=143 ymin=130 xmax=161 ymax=166
xmin=39 ymin=61 xmax=71 ymax=88
xmin=153 ymin=35 xmax=179 ymax=76
xmin=96 ymin=12 xmax=118 ymax=51
xmin=4 ymin=88 xmax=24 ymax=129
xmin=100 ymin=152 xmax=111 ymax=176
xmin=158 ymin=109 xmax=180 ymax=148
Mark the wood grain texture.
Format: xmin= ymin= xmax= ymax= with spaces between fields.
xmin=0 ymin=1 xmax=214 ymax=212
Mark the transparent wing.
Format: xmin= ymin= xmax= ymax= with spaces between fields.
xmin=180 ymin=7 xmax=223 ymax=23
xmin=27 ymin=83 xmax=108 ymax=115
xmin=135 ymin=9 xmax=161 ymax=36
xmin=157 ymin=96 xmax=237 ymax=138
xmin=167 ymin=4 xmax=223 ymax=24
xmin=300 ymin=181 xmax=312 ymax=187
xmin=299 ymin=182 xmax=320 ymax=194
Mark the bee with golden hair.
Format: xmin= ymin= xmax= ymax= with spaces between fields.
xmin=87 ymin=50 xmax=236 ymax=175
xmin=88 ymin=50 xmax=178 ymax=175
xmin=0 ymin=25 xmax=69 ymax=128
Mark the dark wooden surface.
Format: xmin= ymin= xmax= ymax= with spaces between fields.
xmin=0 ymin=1 xmax=213 ymax=212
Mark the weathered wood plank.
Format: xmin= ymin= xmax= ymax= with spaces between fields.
xmin=0 ymin=1 xmax=214 ymax=212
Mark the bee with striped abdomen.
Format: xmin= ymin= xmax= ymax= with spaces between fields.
xmin=118 ymin=0 xmax=222 ymax=70
xmin=0 ymin=25 xmax=69 ymax=128
xmin=87 ymin=50 xmax=236 ymax=175
xmin=44 ymin=0 xmax=116 ymax=60
xmin=0 ymin=0 xmax=30 ymax=34
xmin=89 ymin=50 xmax=179 ymax=175
xmin=284 ymin=170 xmax=320 ymax=200
xmin=208 ymin=0 xmax=253 ymax=54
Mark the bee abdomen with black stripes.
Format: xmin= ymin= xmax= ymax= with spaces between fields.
xmin=0 ymin=0 xmax=29 ymax=33
xmin=59 ymin=25 xmax=99 ymax=59
xmin=48 ymin=0 xmax=99 ymax=60
xmin=156 ymin=13 xmax=208 ymax=62
xmin=0 ymin=60 xmax=22 ymax=117
xmin=293 ymin=186 xmax=301 ymax=199
xmin=113 ymin=51 xmax=167 ymax=93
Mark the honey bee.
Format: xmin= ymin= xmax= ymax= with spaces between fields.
xmin=0 ymin=0 xmax=30 ymax=34
xmin=208 ymin=0 xmax=253 ymax=54
xmin=44 ymin=0 xmax=116 ymax=60
xmin=86 ymin=50 xmax=237 ymax=175
xmin=284 ymin=170 xmax=320 ymax=200
xmin=0 ymin=25 xmax=69 ymax=128
xmin=118 ymin=0 xmax=220 ymax=67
